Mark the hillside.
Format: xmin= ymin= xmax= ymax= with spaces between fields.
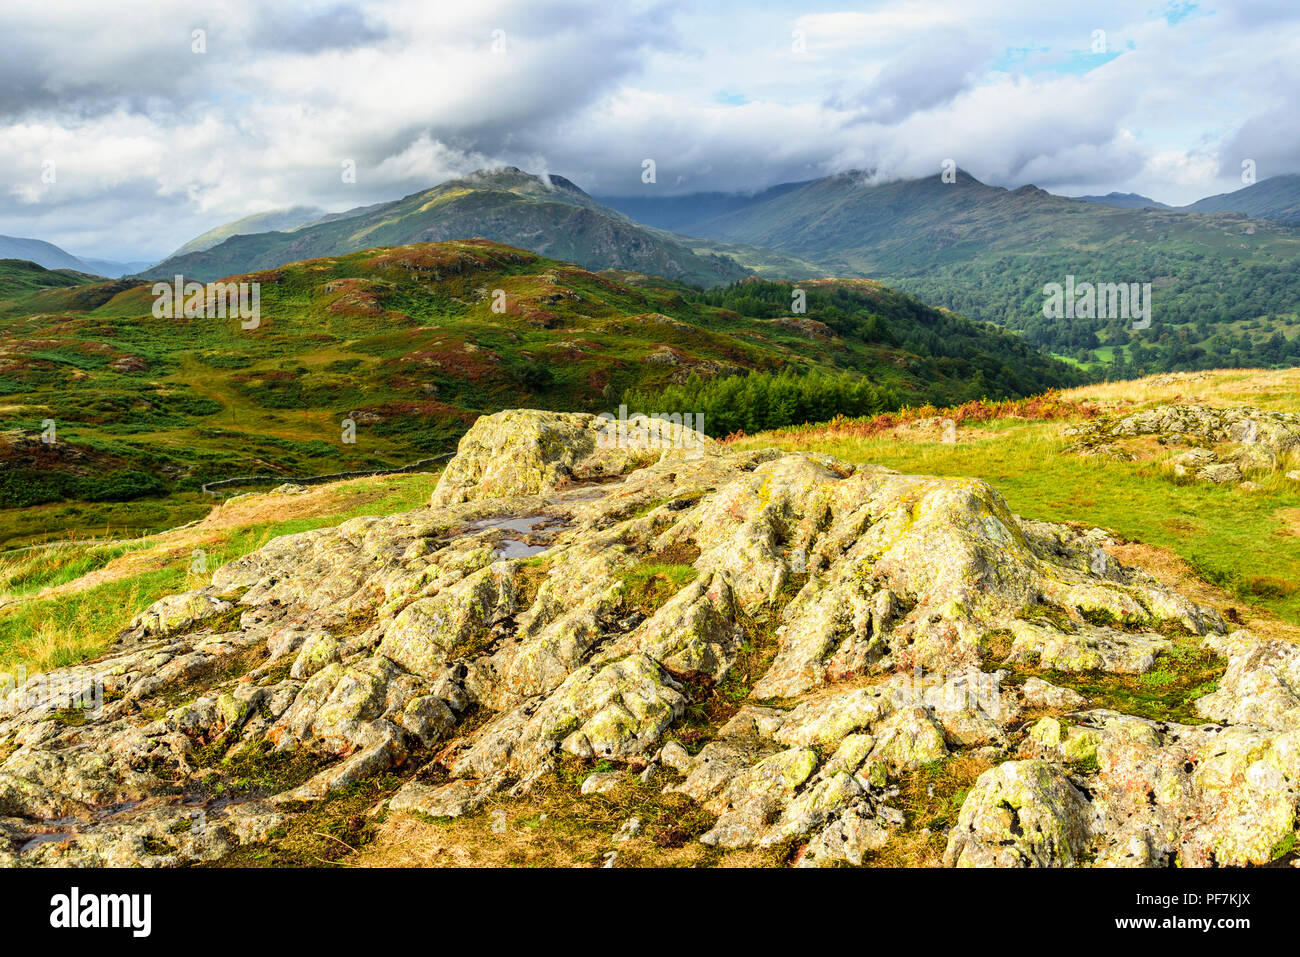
xmin=1072 ymin=191 xmax=1170 ymax=209
xmin=166 ymin=206 xmax=327 ymax=258
xmin=145 ymin=168 xmax=751 ymax=289
xmin=0 ymin=238 xmax=1081 ymax=544
xmin=601 ymin=171 xmax=1300 ymax=375
xmin=0 ymin=259 xmax=101 ymax=297
xmin=1184 ymin=174 xmax=1300 ymax=225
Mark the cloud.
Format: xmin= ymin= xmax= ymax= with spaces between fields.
xmin=836 ymin=30 xmax=998 ymax=124
xmin=0 ymin=0 xmax=1295 ymax=260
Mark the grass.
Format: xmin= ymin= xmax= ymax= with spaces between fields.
xmin=616 ymin=562 xmax=700 ymax=616
xmin=864 ymin=753 xmax=994 ymax=867
xmin=0 ymin=471 xmax=440 ymax=675
xmin=987 ymin=628 xmax=1227 ymax=725
xmin=209 ymin=773 xmax=405 ymax=868
xmin=0 ymin=240 xmax=1080 ymax=546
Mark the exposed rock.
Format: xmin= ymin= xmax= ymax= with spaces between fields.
xmin=1066 ymin=403 xmax=1300 ymax=488
xmin=1197 ymin=631 xmax=1300 ymax=731
xmin=658 ymin=740 xmax=693 ymax=774
xmin=580 ymin=771 xmax=625 ymax=795
xmin=1 ymin=407 xmax=1278 ymax=869
xmin=613 ymin=816 xmax=641 ymax=841
xmin=430 ymin=408 xmax=710 ymax=506
xmin=944 ymin=760 xmax=1094 ymax=867
xmin=1021 ymin=677 xmax=1087 ymax=711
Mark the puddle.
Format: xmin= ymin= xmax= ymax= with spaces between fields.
xmin=468 ymin=515 xmax=549 ymax=534
xmin=17 ymin=797 xmax=150 ymax=853
xmin=466 ymin=514 xmax=570 ymax=560
xmin=495 ymin=539 xmax=549 ymax=559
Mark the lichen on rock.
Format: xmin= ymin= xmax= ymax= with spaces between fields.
xmin=0 ymin=407 xmax=1292 ymax=868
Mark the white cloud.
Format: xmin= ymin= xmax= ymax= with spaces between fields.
xmin=0 ymin=0 xmax=1295 ymax=260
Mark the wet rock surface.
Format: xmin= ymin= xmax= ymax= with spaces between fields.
xmin=2 ymin=408 xmax=1296 ymax=867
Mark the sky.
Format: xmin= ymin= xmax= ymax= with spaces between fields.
xmin=1 ymin=0 xmax=1297 ymax=262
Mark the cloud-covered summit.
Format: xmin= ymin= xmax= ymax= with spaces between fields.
xmin=1 ymin=0 xmax=1296 ymax=261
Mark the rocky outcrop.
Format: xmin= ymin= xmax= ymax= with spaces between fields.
xmin=430 ymin=408 xmax=711 ymax=505
xmin=1065 ymin=403 xmax=1300 ymax=487
xmin=2 ymin=409 xmax=1296 ymax=868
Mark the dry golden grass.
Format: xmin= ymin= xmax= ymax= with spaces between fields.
xmin=13 ymin=473 xmax=414 ymax=603
xmin=863 ymin=752 xmax=994 ymax=868
xmin=0 ymin=471 xmax=439 ymax=675
xmin=1063 ymin=367 xmax=1300 ymax=412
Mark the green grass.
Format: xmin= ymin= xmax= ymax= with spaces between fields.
xmin=617 ymin=563 xmax=700 ymax=617
xmin=0 ymin=472 xmax=440 ymax=674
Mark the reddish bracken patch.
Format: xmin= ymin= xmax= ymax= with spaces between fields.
xmin=398 ymin=339 xmax=501 ymax=381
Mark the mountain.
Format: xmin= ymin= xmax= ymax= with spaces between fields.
xmin=1182 ymin=174 xmax=1300 ymax=225
xmin=146 ymin=168 xmax=752 ymax=288
xmin=596 ymin=180 xmax=812 ymax=233
xmin=614 ymin=170 xmax=1300 ymax=374
xmin=1073 ymin=191 xmax=1170 ymax=209
xmin=0 ymin=238 xmax=1081 ymax=521
xmin=166 ymin=205 xmax=326 ymax=258
xmin=0 ymin=235 xmax=149 ymax=278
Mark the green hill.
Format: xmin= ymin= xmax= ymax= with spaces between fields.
xmin=602 ymin=171 xmax=1300 ymax=375
xmin=1073 ymin=191 xmax=1171 ymax=209
xmin=146 ymin=168 xmax=751 ymax=289
xmin=166 ymin=205 xmax=326 ymax=258
xmin=0 ymin=259 xmax=101 ymax=297
xmin=0 ymin=238 xmax=1082 ymax=543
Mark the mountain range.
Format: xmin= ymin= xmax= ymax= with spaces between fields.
xmin=7 ymin=165 xmax=1300 ymax=378
xmin=1070 ymin=192 xmax=1171 ymax=209
xmin=1182 ymin=173 xmax=1300 ymax=224
xmin=0 ymin=235 xmax=151 ymax=279
xmin=597 ymin=169 xmax=1300 ymax=372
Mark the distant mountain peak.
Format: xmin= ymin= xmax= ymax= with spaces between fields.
xmin=145 ymin=167 xmax=749 ymax=287
xmin=454 ymin=166 xmax=587 ymax=196
xmin=1073 ymin=191 xmax=1170 ymax=210
xmin=0 ymin=234 xmax=149 ymax=278
xmin=1183 ymin=174 xmax=1300 ymax=224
